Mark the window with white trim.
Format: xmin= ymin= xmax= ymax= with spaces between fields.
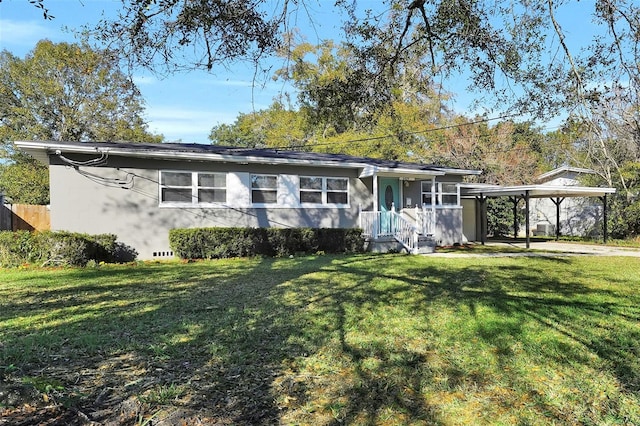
xmin=160 ymin=171 xmax=226 ymax=205
xmin=421 ymin=181 xmax=433 ymax=205
xmin=300 ymin=176 xmax=348 ymax=205
xmin=251 ymin=174 xmax=278 ymax=204
xmin=421 ymin=181 xmax=460 ymax=206
xmin=439 ymin=183 xmax=459 ymax=205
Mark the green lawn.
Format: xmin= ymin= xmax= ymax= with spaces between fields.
xmin=1 ymin=254 xmax=639 ymax=425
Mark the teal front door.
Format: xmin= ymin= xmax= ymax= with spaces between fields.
xmin=378 ymin=178 xmax=400 ymax=235
xmin=379 ymin=178 xmax=400 ymax=212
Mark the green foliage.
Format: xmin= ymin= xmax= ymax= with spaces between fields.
xmin=0 ymin=40 xmax=162 ymax=203
xmin=0 ymin=231 xmax=137 ymax=267
xmin=88 ymin=0 xmax=640 ymax=124
xmin=610 ymin=200 xmax=640 ymax=239
xmin=0 ymin=231 xmax=37 ymax=266
xmin=607 ymin=162 xmax=640 ymax=239
xmin=623 ymin=202 xmax=640 ymax=236
xmin=0 ymin=157 xmax=49 ymax=204
xmin=0 ymin=40 xmax=161 ymax=148
xmin=209 ymin=101 xmax=308 ymax=149
xmin=169 ymin=227 xmax=365 ymax=259
xmin=487 ymin=198 xmax=522 ymax=237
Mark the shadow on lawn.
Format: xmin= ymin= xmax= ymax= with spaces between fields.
xmin=1 ymin=254 xmax=639 ymax=424
xmin=1 ymin=259 xmax=312 ymax=423
xmin=308 ymin=256 xmax=640 ymax=424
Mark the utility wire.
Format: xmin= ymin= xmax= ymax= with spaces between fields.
xmin=218 ymin=111 xmax=572 ymax=154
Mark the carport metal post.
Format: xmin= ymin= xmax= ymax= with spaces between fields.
xmin=477 ymin=195 xmax=487 ymax=245
xmin=600 ymin=194 xmax=608 ymax=243
xmin=525 ymin=190 xmax=530 ymax=249
xmin=551 ymin=197 xmax=565 ymax=241
xmin=509 ymin=196 xmax=519 ymax=239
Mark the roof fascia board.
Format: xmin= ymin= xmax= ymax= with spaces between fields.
xmin=465 ymin=184 xmax=616 ymax=198
xmin=359 ymin=165 xmax=444 ymax=178
xmin=433 ymin=168 xmax=482 ymax=176
xmin=16 ymin=141 xmax=368 ymax=170
xmin=535 ymin=166 xmax=595 ymax=182
xmin=18 ymin=141 xmax=479 ymax=178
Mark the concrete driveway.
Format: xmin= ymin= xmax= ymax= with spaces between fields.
xmin=432 ymin=240 xmax=640 ymax=257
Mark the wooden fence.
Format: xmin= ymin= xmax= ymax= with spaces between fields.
xmin=0 ymin=203 xmax=50 ymax=231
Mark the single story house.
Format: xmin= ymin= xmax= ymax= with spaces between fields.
xmin=17 ymin=141 xmax=484 ymax=259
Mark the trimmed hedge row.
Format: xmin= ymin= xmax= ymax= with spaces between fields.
xmin=0 ymin=230 xmax=137 ymax=267
xmin=169 ymin=227 xmax=365 ymax=259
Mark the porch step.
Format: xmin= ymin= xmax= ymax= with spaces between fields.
xmin=414 ymin=236 xmax=436 ymax=254
xmin=365 ymin=235 xmax=436 ymax=254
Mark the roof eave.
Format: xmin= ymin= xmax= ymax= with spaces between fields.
xmin=535 ymin=166 xmax=596 ymax=183
xmin=464 ymin=184 xmax=616 ymax=198
xmin=359 ymin=165 xmax=445 ymax=178
xmin=15 ymin=141 xmax=368 ymax=170
xmin=16 ymin=141 xmax=480 ymax=178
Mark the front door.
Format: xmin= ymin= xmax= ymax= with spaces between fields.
xmin=378 ymin=178 xmax=400 ymax=235
xmin=379 ymin=178 xmax=400 ymax=211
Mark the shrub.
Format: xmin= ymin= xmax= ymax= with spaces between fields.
xmin=169 ymin=227 xmax=365 ymax=259
xmin=0 ymin=231 xmax=35 ymax=266
xmin=0 ymin=231 xmax=137 ymax=267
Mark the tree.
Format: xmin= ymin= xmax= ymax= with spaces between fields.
xmin=75 ymin=1 xmax=634 ymax=117
xmin=0 ymin=155 xmax=50 ymax=205
xmin=210 ymin=101 xmax=308 ymax=149
xmin=0 ymin=40 xmax=162 ymax=204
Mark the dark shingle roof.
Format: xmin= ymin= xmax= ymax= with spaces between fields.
xmin=17 ymin=140 xmax=482 ymax=175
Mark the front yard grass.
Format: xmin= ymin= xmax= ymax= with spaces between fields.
xmin=1 ymin=254 xmax=639 ymax=425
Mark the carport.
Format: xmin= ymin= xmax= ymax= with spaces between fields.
xmin=464 ymin=184 xmax=617 ymax=248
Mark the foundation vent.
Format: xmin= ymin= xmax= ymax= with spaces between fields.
xmin=152 ymin=250 xmax=175 ymax=258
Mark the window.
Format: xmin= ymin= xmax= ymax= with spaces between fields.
xmin=300 ymin=176 xmax=322 ymax=203
xmin=420 ymin=181 xmax=459 ymax=206
xmin=161 ymin=171 xmax=192 ymax=203
xmin=421 ymin=181 xmax=433 ymax=205
xmin=440 ymin=183 xmax=459 ymax=205
xmin=160 ymin=171 xmax=226 ymax=205
xmin=197 ymin=173 xmax=227 ymax=203
xmin=251 ymin=174 xmax=278 ymax=204
xmin=300 ymin=176 xmax=348 ymax=205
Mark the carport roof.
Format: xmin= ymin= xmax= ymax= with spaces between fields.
xmin=462 ymin=184 xmax=616 ymax=198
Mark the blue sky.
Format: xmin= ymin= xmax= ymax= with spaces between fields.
xmin=0 ymin=0 xmax=597 ymax=143
xmin=0 ymin=0 xmax=343 ymax=143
